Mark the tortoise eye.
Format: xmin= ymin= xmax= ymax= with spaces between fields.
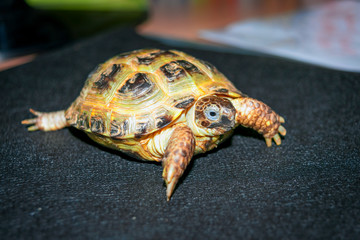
xmin=204 ymin=105 xmax=220 ymax=121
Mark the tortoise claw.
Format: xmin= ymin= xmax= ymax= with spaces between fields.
xmin=21 ymin=109 xmax=41 ymax=131
xmin=273 ymin=133 xmax=282 ymax=145
xmin=265 ymin=121 xmax=287 ymax=147
xmin=29 ymin=108 xmax=42 ymax=116
xmin=21 ymin=118 xmax=37 ymax=125
xmin=27 ymin=125 xmax=40 ymax=131
xmin=279 ymin=116 xmax=285 ymax=123
xmin=265 ymin=138 xmax=272 ymax=147
xmin=278 ymin=125 xmax=287 ymax=136
xmin=166 ymin=177 xmax=178 ymax=202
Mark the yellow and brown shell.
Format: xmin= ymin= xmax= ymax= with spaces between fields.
xmin=65 ymin=49 xmax=243 ymax=139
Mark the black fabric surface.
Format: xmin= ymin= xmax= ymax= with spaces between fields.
xmin=1 ymin=27 xmax=359 ymax=239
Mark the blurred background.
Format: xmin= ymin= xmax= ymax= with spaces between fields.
xmin=0 ymin=0 xmax=359 ymax=71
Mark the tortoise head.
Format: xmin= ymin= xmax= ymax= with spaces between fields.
xmin=187 ymin=95 xmax=236 ymax=136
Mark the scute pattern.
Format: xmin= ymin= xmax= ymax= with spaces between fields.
xmin=137 ymin=50 xmax=178 ymax=65
xmin=160 ymin=62 xmax=186 ymax=82
xmin=77 ymin=112 xmax=89 ymax=130
xmin=175 ymin=60 xmax=202 ymax=75
xmin=174 ymin=96 xmax=195 ymax=109
xmin=90 ymin=115 xmax=105 ymax=134
xmin=118 ymin=72 xmax=154 ymax=98
xmin=110 ymin=119 xmax=129 ymax=138
xmin=65 ymin=49 xmax=243 ymax=138
xmin=93 ymin=64 xmax=122 ymax=92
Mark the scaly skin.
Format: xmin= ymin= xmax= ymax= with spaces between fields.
xmin=162 ymin=124 xmax=195 ymax=201
xmin=231 ymin=97 xmax=286 ymax=147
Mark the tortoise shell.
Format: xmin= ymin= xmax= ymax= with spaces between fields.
xmin=65 ymin=49 xmax=244 ymax=139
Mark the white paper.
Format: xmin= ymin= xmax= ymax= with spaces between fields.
xmin=200 ymin=1 xmax=360 ymax=72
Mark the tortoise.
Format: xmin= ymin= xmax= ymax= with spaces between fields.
xmin=22 ymin=49 xmax=286 ymax=201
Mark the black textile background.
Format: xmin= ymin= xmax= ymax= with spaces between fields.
xmin=1 ymin=28 xmax=359 ymax=239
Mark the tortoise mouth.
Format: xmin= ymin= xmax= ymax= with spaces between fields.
xmin=207 ymin=115 xmax=235 ymax=131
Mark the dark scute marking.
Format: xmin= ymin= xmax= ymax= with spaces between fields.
xmin=137 ymin=56 xmax=155 ymax=65
xmin=175 ymin=60 xmax=201 ymax=75
xmin=93 ymin=64 xmax=121 ymax=91
xmin=160 ymin=62 xmax=186 ymax=82
xmin=156 ymin=115 xmax=172 ymax=128
xmin=118 ymin=73 xmax=153 ymax=97
xmin=90 ymin=116 xmax=105 ymax=134
xmin=110 ymin=123 xmax=118 ymax=136
xmin=175 ymin=97 xmax=195 ymax=109
xmin=137 ymin=50 xmax=178 ymax=65
xmin=110 ymin=119 xmax=128 ymax=138
xmin=107 ymin=64 xmax=121 ymax=79
xmin=134 ymin=122 xmax=148 ymax=138
xmin=77 ymin=113 xmax=89 ymax=130
xmin=110 ymin=120 xmax=120 ymax=136
xmin=215 ymin=88 xmax=229 ymax=93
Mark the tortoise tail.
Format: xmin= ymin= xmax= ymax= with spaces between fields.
xmin=22 ymin=109 xmax=69 ymax=131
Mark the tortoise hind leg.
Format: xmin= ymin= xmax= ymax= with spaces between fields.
xmin=21 ymin=108 xmax=69 ymax=131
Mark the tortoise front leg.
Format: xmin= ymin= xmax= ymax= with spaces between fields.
xmin=162 ymin=124 xmax=195 ymax=201
xmin=234 ymin=97 xmax=287 ymax=147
